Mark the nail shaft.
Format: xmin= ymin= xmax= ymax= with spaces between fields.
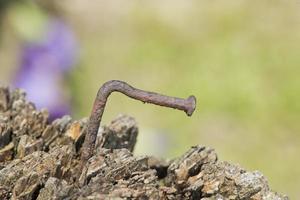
xmin=81 ymin=80 xmax=196 ymax=163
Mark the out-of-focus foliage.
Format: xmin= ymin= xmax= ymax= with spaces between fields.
xmin=1 ymin=2 xmax=78 ymax=120
xmin=0 ymin=0 xmax=299 ymax=198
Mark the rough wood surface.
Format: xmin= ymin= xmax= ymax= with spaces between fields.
xmin=0 ymin=87 xmax=288 ymax=200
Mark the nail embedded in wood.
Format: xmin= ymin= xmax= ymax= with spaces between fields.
xmin=81 ymin=80 xmax=196 ymax=164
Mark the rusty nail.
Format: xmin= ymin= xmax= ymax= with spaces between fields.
xmin=81 ymin=80 xmax=196 ymax=163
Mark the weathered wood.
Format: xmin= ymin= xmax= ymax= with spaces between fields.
xmin=0 ymin=86 xmax=289 ymax=200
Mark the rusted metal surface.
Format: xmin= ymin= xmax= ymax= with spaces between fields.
xmin=81 ymin=80 xmax=197 ymax=164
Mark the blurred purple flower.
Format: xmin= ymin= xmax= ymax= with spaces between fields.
xmin=16 ymin=18 xmax=77 ymax=74
xmin=14 ymin=18 xmax=78 ymax=121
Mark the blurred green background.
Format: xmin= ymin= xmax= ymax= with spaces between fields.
xmin=0 ymin=0 xmax=299 ymax=198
